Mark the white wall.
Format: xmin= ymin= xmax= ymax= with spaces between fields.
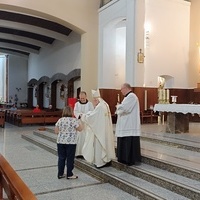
xmin=188 ymin=0 xmax=200 ymax=88
xmin=28 ymin=32 xmax=81 ymax=80
xmin=144 ymin=0 xmax=191 ymax=88
xmin=99 ymin=0 xmax=127 ymax=89
xmin=99 ymin=0 xmax=145 ymax=88
xmin=8 ymin=55 xmax=28 ymax=107
xmin=99 ymin=0 xmax=191 ymax=89
xmin=0 ymin=56 xmax=5 ymax=101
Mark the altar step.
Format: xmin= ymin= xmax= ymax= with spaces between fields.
xmin=21 ymin=129 xmax=200 ymax=200
xmin=141 ymin=132 xmax=200 ymax=153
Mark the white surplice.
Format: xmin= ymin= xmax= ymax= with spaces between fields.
xmin=74 ymin=101 xmax=94 ymax=156
xmin=81 ymin=99 xmax=116 ymax=167
xmin=115 ymin=92 xmax=141 ymax=137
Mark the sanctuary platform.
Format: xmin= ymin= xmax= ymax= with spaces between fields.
xmin=1 ymin=122 xmax=200 ymax=200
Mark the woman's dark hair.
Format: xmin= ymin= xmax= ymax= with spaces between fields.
xmin=62 ymin=106 xmax=73 ymax=117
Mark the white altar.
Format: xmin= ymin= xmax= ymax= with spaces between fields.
xmin=154 ymin=104 xmax=200 ymax=133
xmin=154 ymin=104 xmax=200 ymax=114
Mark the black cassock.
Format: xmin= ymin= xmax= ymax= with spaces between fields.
xmin=117 ymin=136 xmax=141 ymax=165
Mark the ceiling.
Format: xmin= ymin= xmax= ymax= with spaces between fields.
xmin=0 ymin=10 xmax=72 ymax=59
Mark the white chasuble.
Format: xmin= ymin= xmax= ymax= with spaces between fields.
xmin=81 ymin=99 xmax=116 ymax=167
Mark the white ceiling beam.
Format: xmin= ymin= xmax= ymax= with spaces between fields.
xmin=0 ymin=33 xmax=51 ymax=49
xmin=0 ymin=20 xmax=69 ymax=42
xmin=0 ymin=48 xmax=28 ymax=59
xmin=0 ymin=42 xmax=39 ymax=54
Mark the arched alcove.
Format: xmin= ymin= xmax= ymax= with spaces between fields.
xmin=100 ymin=17 xmax=126 ymax=88
xmin=27 ymin=78 xmax=37 ymax=87
xmin=158 ymin=75 xmax=174 ymax=88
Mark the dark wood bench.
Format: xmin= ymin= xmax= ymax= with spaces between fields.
xmin=17 ymin=110 xmax=62 ymax=126
xmin=44 ymin=111 xmax=62 ymax=125
xmin=0 ymin=154 xmax=37 ymax=200
xmin=18 ymin=112 xmax=45 ymax=126
xmin=0 ymin=111 xmax=5 ymax=128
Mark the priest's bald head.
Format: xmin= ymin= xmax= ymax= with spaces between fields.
xmin=121 ymin=83 xmax=132 ymax=96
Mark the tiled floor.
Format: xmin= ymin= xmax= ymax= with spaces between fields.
xmin=1 ymin=122 xmax=200 ymax=199
xmin=0 ymin=123 xmax=138 ymax=200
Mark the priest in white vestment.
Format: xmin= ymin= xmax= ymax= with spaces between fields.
xmin=74 ymin=91 xmax=94 ymax=157
xmin=81 ymin=89 xmax=116 ymax=168
xmin=115 ymin=83 xmax=141 ymax=165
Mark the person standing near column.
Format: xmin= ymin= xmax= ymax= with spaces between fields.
xmin=74 ymin=91 xmax=94 ymax=157
xmin=115 ymin=83 xmax=141 ymax=165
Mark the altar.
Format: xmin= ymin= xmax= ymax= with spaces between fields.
xmin=154 ymin=104 xmax=200 ymax=133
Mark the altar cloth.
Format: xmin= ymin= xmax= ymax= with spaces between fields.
xmin=154 ymin=104 xmax=200 ymax=115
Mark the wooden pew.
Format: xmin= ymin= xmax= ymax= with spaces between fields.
xmin=18 ymin=112 xmax=45 ymax=126
xmin=0 ymin=154 xmax=37 ymax=200
xmin=0 ymin=111 xmax=5 ymax=128
xmin=44 ymin=111 xmax=62 ymax=125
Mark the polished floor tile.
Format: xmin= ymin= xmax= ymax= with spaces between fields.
xmin=1 ymin=122 xmax=200 ymax=200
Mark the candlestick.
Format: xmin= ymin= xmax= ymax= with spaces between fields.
xmin=171 ymin=95 xmax=177 ymax=104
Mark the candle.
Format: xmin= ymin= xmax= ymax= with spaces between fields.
xmin=163 ymin=89 xmax=165 ymax=101
xmin=117 ymin=94 xmax=120 ymax=103
xmin=166 ymin=89 xmax=169 ymax=100
xmin=144 ymin=90 xmax=147 ymax=110
xmin=158 ymin=89 xmax=162 ymax=101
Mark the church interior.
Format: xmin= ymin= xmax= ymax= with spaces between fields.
xmin=0 ymin=0 xmax=200 ymax=199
